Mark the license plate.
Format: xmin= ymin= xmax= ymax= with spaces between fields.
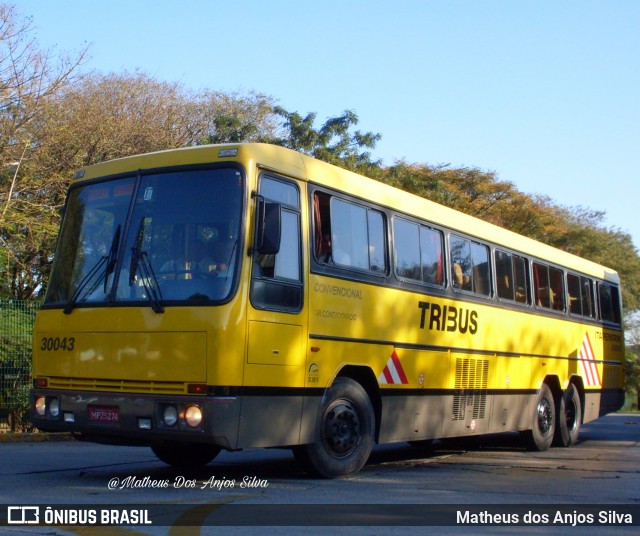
xmin=88 ymin=405 xmax=120 ymax=423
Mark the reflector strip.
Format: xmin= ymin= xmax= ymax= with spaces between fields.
xmin=378 ymin=350 xmax=409 ymax=385
xmin=578 ymin=333 xmax=601 ymax=387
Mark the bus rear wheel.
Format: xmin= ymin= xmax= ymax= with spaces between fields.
xmin=151 ymin=442 xmax=221 ymax=468
xmin=553 ymin=384 xmax=582 ymax=447
xmin=523 ymin=383 xmax=556 ymax=451
xmin=297 ymin=377 xmax=375 ymax=478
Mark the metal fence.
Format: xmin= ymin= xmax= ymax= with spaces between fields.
xmin=0 ymin=299 xmax=40 ymax=432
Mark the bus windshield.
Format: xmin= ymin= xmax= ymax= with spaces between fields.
xmin=45 ymin=167 xmax=244 ymax=309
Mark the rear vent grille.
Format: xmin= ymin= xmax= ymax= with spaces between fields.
xmin=602 ymin=365 xmax=621 ymax=389
xmin=453 ymin=358 xmax=489 ymax=421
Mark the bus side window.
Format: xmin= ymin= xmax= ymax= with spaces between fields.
xmin=394 ymin=217 xmax=444 ymax=286
xmin=512 ymin=255 xmax=529 ymax=304
xmin=313 ymin=192 xmax=332 ymax=263
xmin=315 ymin=190 xmax=387 ymax=275
xmin=450 ymin=235 xmax=490 ymax=296
xmin=567 ymin=273 xmax=582 ymax=314
xmin=394 ymin=218 xmax=421 ymax=280
xmin=581 ymin=277 xmax=595 ymax=317
xmin=567 ymin=273 xmax=594 ymax=317
xmin=495 ymin=250 xmax=514 ymax=301
xmin=496 ymin=250 xmax=530 ymax=304
xmin=450 ymin=236 xmax=472 ymax=291
xmin=598 ymin=282 xmax=621 ymax=324
xmin=533 ymin=262 xmax=564 ymax=312
xmin=548 ymin=266 xmax=565 ymax=311
xmin=533 ymin=262 xmax=551 ymax=308
xmin=421 ymin=225 xmax=444 ymax=286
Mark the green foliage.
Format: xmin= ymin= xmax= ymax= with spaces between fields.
xmin=271 ymin=107 xmax=382 ymax=175
xmin=197 ymin=90 xmax=279 ymax=145
xmin=624 ymin=349 xmax=640 ymax=410
xmin=624 ymin=317 xmax=640 ymax=410
xmin=0 ymin=300 xmax=38 ymax=432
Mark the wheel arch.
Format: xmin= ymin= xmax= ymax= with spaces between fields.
xmin=543 ymin=374 xmax=562 ymax=408
xmin=335 ymin=365 xmax=381 ymax=443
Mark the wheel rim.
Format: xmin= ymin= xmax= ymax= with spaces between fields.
xmin=537 ymin=398 xmax=553 ymax=435
xmin=322 ymin=400 xmax=361 ymax=458
xmin=565 ymin=397 xmax=578 ymax=432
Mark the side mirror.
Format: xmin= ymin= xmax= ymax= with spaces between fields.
xmin=252 ymin=196 xmax=281 ymax=255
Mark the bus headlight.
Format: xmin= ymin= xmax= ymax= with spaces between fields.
xmin=184 ymin=405 xmax=202 ymax=428
xmin=35 ymin=396 xmax=46 ymax=416
xmin=163 ymin=405 xmax=178 ymax=427
xmin=48 ymin=398 xmax=60 ymax=417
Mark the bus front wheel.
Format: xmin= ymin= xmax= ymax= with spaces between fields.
xmin=297 ymin=377 xmax=375 ymax=478
xmin=523 ymin=383 xmax=556 ymax=451
xmin=151 ymin=442 xmax=221 ymax=468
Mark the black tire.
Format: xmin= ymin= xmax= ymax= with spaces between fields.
xmin=151 ymin=442 xmax=221 ymax=468
xmin=299 ymin=377 xmax=375 ymax=478
xmin=553 ymin=384 xmax=582 ymax=447
xmin=522 ymin=383 xmax=556 ymax=451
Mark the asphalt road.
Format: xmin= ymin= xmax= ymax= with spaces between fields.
xmin=0 ymin=413 xmax=638 ymax=535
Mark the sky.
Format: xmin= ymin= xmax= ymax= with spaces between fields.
xmin=16 ymin=0 xmax=640 ymax=250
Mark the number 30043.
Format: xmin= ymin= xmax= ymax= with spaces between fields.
xmin=40 ymin=337 xmax=75 ymax=352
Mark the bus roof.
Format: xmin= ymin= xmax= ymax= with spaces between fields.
xmin=73 ymin=143 xmax=620 ymax=284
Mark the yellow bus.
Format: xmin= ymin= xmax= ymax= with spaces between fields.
xmin=30 ymin=143 xmax=625 ymax=477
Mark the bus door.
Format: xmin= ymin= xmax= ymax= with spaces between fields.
xmin=240 ymin=173 xmax=307 ymax=447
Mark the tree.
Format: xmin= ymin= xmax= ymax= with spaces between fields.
xmin=0 ymin=4 xmax=86 ymax=299
xmin=381 ymin=161 xmax=527 ymax=221
xmin=624 ymin=315 xmax=640 ymax=409
xmin=272 ymin=107 xmax=382 ymax=174
xmin=0 ymin=5 xmax=86 ymax=161
xmin=34 ymin=71 xmax=198 ymax=170
xmin=379 ymin=161 xmax=640 ymax=314
xmin=196 ymin=90 xmax=279 ymax=144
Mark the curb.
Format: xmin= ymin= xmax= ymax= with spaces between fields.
xmin=0 ymin=432 xmax=73 ymax=443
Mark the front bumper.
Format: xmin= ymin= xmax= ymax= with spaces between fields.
xmin=29 ymin=389 xmax=241 ymax=449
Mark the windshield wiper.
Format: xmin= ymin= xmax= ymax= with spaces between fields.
xmin=129 ymin=219 xmax=164 ymax=313
xmin=221 ymin=239 xmax=238 ymax=278
xmin=63 ymin=257 xmax=107 ymax=314
xmin=103 ymin=224 xmax=121 ymax=293
xmin=63 ymin=226 xmax=121 ymax=314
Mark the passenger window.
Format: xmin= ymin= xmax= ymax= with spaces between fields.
xmin=367 ymin=210 xmax=386 ymax=273
xmin=581 ymin=277 xmax=595 ymax=317
xmin=567 ymin=274 xmax=595 ymax=317
xmin=394 ymin=217 xmax=444 ymax=286
xmin=394 ymin=219 xmax=421 ymax=280
xmin=313 ymin=191 xmax=387 ymax=274
xmin=512 ymin=255 xmax=529 ymax=304
xmin=421 ymin=227 xmax=444 ymax=285
xmin=533 ymin=262 xmax=550 ymax=308
xmin=450 ymin=235 xmax=490 ymax=296
xmin=331 ymin=199 xmax=367 ymax=269
xmin=598 ymin=282 xmax=621 ymax=324
xmin=495 ymin=249 xmax=529 ymax=304
xmin=533 ymin=262 xmax=565 ymax=311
